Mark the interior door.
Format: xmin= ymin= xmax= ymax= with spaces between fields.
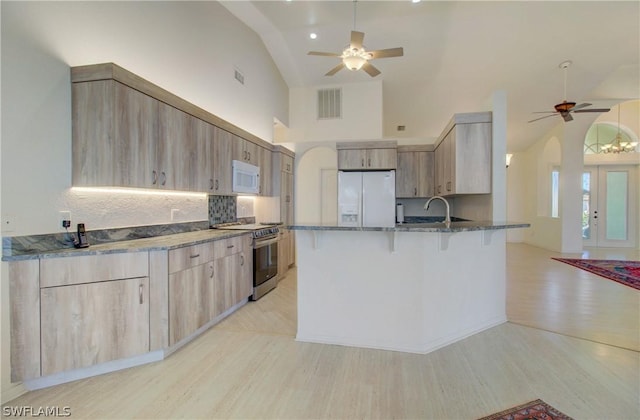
xmin=583 ymin=165 xmax=638 ymax=248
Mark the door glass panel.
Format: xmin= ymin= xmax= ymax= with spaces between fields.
xmin=605 ymin=171 xmax=628 ymax=241
xmin=582 ymin=172 xmax=591 ymax=239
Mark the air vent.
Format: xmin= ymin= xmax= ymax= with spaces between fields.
xmin=317 ymin=88 xmax=342 ymax=120
xmin=234 ymin=68 xmax=245 ymax=85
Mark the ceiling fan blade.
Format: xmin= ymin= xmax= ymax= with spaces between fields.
xmin=350 ymin=31 xmax=364 ymax=50
xmin=570 ymin=103 xmax=592 ymax=112
xmin=361 ymin=62 xmax=381 ymax=77
xmin=528 ymin=114 xmax=558 ymax=123
xmin=308 ymin=51 xmax=341 ymax=57
xmin=368 ymin=47 xmax=404 ymax=59
xmin=574 ymin=108 xmax=611 ymax=113
xmin=325 ymin=63 xmax=345 ymax=76
xmin=532 ymin=111 xmax=557 ymax=114
xmin=562 ymin=112 xmax=574 ymax=122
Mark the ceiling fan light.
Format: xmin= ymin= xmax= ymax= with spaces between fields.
xmin=343 ymin=55 xmax=366 ymax=71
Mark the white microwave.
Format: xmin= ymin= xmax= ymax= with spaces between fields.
xmin=232 ymin=160 xmax=260 ymax=194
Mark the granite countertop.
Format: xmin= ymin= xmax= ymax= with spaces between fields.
xmin=288 ymin=221 xmax=530 ymax=233
xmin=2 ymin=229 xmax=250 ymax=261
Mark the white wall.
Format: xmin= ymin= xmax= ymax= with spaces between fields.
xmin=289 ymin=80 xmax=383 ymax=142
xmin=1 ymin=1 xmax=289 ymax=403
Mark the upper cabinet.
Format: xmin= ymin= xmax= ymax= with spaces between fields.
xmin=396 ymin=146 xmax=435 ymax=198
xmin=71 ymin=63 xmax=277 ymax=195
xmin=337 ymin=141 xmax=397 ymax=170
xmin=434 ymin=112 xmax=492 ymax=196
xmin=272 ymin=147 xmax=295 ymax=224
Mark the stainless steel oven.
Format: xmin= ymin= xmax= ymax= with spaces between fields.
xmin=252 ymin=233 xmax=279 ymax=300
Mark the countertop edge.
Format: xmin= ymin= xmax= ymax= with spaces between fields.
xmin=2 ymin=230 xmax=251 ymax=262
xmin=287 ymin=222 xmax=531 ymax=233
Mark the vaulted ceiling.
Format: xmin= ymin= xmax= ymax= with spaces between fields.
xmin=222 ymin=1 xmax=639 ymax=152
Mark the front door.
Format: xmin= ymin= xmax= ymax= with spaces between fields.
xmin=583 ymin=165 xmax=638 ymax=248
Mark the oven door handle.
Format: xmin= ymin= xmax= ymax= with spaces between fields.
xmin=254 ymin=237 xmax=279 ymax=248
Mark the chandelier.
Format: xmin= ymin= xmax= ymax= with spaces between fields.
xmin=600 ymin=103 xmax=638 ymax=153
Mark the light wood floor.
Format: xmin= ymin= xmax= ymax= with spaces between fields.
xmin=3 ymin=244 xmax=639 ymax=419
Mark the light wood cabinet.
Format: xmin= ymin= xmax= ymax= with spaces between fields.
xmin=169 ymin=261 xmax=215 ymax=345
xmin=214 ymin=236 xmax=252 ymax=316
xmin=212 ymin=127 xmax=233 ymax=195
xmin=233 ymin=136 xmax=259 ymax=166
xmin=272 ymin=148 xmax=296 ymax=224
xmin=40 ymin=277 xmax=150 ymax=376
xmin=168 ymin=234 xmax=251 ymax=345
xmin=337 ymin=141 xmax=398 ymax=170
xmin=259 ymin=146 xmax=272 ymax=196
xmin=73 ymin=80 xmax=159 ymax=188
xmin=434 ymin=112 xmax=492 ymax=197
xmin=277 ymin=229 xmax=290 ymax=280
xmin=396 ymin=147 xmax=435 ymax=198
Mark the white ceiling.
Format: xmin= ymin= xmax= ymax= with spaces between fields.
xmin=222 ymin=1 xmax=640 ymax=152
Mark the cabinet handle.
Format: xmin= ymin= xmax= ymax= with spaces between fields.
xmin=248 ymin=152 xmax=251 ymax=161
xmin=215 ymin=179 xmax=219 ymax=190
xmin=152 ymin=170 xmax=158 ymax=185
xmin=161 ymin=171 xmax=167 ymax=186
xmin=243 ymin=151 xmax=247 ymax=160
xmin=240 ymin=255 xmax=244 ymax=266
xmin=446 ymin=181 xmax=451 ymax=192
xmin=209 ymin=263 xmax=214 ymax=278
xmin=139 ymin=284 xmax=143 ymax=304
xmin=361 ymin=158 xmax=365 ymax=167
xmin=227 ymin=245 xmax=234 ymax=249
xmin=190 ymin=253 xmax=200 ymax=259
xmin=414 ymin=187 xmax=417 ymax=196
xmin=438 ymin=185 xmax=442 ymax=194
xmin=209 ymin=179 xmax=214 ymax=190
xmin=368 ymin=158 xmax=371 ymax=167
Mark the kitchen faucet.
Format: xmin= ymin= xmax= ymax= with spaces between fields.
xmin=424 ymin=196 xmax=451 ymax=227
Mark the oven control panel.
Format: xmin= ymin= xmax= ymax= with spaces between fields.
xmin=253 ymin=227 xmax=279 ymax=239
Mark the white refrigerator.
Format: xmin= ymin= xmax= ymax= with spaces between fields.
xmin=338 ymin=171 xmax=396 ymax=227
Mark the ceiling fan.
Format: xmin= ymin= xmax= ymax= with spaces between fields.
xmin=528 ymin=60 xmax=610 ymax=123
xmin=307 ymin=1 xmax=403 ymax=77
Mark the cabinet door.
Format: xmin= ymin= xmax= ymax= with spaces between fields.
xmin=416 ymin=151 xmax=435 ymax=197
xmin=213 ymin=127 xmax=232 ymax=194
xmin=193 ymin=118 xmax=215 ymax=192
xmin=259 ymin=146 xmax=272 ymax=196
xmin=443 ymin=129 xmax=455 ymax=195
xmin=337 ymin=149 xmax=366 ymax=170
xmin=168 ymin=262 xmax=215 ymax=345
xmin=114 ymin=82 xmax=159 ymax=188
xmin=281 ymin=172 xmax=294 ymax=224
xmin=396 ymin=152 xmax=418 ymax=197
xmin=73 ymin=80 xmax=159 ymax=188
xmin=277 ymin=230 xmax=289 ymax=279
xmin=281 ymin=154 xmax=294 ymax=173
xmin=40 ymin=277 xmax=150 ymax=376
xmin=367 ymin=148 xmax=397 ymax=170
xmin=214 ymin=255 xmax=236 ymax=317
xmin=158 ymin=102 xmax=194 ymax=191
xmin=454 ymin=122 xmax=492 ymax=194
xmin=236 ymin=248 xmax=253 ymax=302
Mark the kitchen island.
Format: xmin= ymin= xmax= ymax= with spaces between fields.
xmin=289 ymin=221 xmax=529 ymax=354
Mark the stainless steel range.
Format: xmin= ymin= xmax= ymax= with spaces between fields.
xmin=214 ymin=222 xmax=279 ymax=300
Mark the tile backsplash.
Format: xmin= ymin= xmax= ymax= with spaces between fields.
xmin=209 ymin=195 xmax=237 ymax=226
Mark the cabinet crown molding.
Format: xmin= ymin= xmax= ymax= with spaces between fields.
xmin=336 ymin=140 xmax=397 ymax=150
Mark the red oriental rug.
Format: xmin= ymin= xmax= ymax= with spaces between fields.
xmin=552 ymin=258 xmax=640 ymax=291
xmin=478 ymin=399 xmax=573 ymax=420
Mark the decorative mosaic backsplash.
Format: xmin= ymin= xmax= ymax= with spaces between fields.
xmin=209 ymin=195 xmax=237 ymax=226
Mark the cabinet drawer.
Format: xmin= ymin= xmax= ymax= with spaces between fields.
xmin=168 ymin=242 xmax=215 ymax=274
xmin=213 ymin=234 xmax=249 ymax=258
xmin=40 ymin=252 xmax=148 ymax=288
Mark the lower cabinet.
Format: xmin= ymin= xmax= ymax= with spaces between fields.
xmin=168 ymin=234 xmax=252 ymax=346
xmin=169 ymin=261 xmax=215 ymax=346
xmin=278 ymin=229 xmax=296 ymax=280
xmin=40 ymin=277 xmax=150 ymax=376
xmin=9 ymin=233 xmax=253 ymax=382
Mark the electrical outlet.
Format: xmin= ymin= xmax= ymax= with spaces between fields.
xmin=59 ymin=211 xmax=71 ymax=229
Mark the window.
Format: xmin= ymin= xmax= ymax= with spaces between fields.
xmin=551 ymin=167 xmax=560 ymax=218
